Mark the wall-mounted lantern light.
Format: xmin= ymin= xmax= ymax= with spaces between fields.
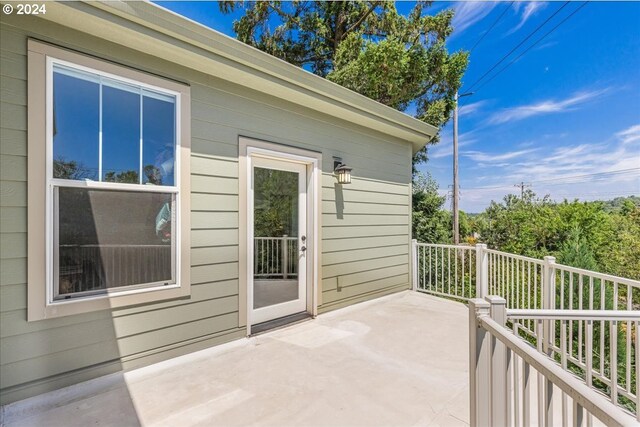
xmin=333 ymin=157 xmax=352 ymax=185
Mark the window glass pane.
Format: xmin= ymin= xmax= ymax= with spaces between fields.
xmin=55 ymin=188 xmax=174 ymax=298
xmin=102 ymin=86 xmax=140 ymax=183
xmin=52 ymin=69 xmax=100 ymax=180
xmin=143 ymin=94 xmax=176 ymax=186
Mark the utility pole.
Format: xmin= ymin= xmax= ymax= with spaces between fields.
xmin=514 ymin=181 xmax=532 ymax=199
xmin=453 ymin=91 xmax=473 ymax=245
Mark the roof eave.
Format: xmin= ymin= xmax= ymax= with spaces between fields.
xmin=38 ymin=0 xmax=437 ymax=153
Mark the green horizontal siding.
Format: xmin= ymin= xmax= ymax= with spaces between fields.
xmin=0 ymin=12 xmax=413 ymax=404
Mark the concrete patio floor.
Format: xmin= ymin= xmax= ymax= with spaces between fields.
xmin=3 ymin=291 xmax=471 ymax=427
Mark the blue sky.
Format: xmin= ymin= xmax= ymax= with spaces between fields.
xmin=156 ymin=1 xmax=640 ymax=212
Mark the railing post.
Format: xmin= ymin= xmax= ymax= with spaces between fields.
xmin=469 ymin=298 xmax=491 ymax=427
xmin=476 ymin=243 xmax=488 ymax=298
xmin=487 ymin=296 xmax=509 ymax=427
xmin=412 ymin=239 xmax=418 ymax=291
xmin=542 ymin=256 xmax=556 ymax=354
xmin=282 ymin=235 xmax=288 ymax=279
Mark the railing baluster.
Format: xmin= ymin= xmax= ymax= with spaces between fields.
xmin=585 ymin=320 xmax=593 ymax=388
xmin=528 ymin=261 xmax=532 ymax=331
xmin=521 ymin=258 xmax=525 ymax=310
xmin=524 ymin=360 xmax=531 ymax=427
xmin=433 ymin=247 xmax=438 ymax=292
xmin=569 ymin=272 xmax=574 ymax=359
xmin=428 ymin=246 xmax=432 ymax=288
xmin=585 ymin=319 xmax=593 ymax=427
xmin=545 ymin=361 xmax=554 ymax=426
xmin=573 ymin=400 xmax=584 ymax=427
xmin=513 ymin=322 xmax=521 ymax=427
xmin=511 ymin=257 xmax=515 ymax=309
xmin=600 ymin=280 xmax=605 ymax=377
xmin=447 ymin=248 xmax=451 ymax=296
xmin=561 ymin=319 xmax=568 ymax=426
xmin=537 ymin=319 xmax=544 ymax=426
xmin=455 ymin=247 xmax=458 ymax=296
xmin=629 ymin=321 xmax=640 ymax=422
xmin=626 ymin=286 xmax=631 ymax=397
xmin=421 ymin=244 xmax=426 ymax=290
xmin=579 ymin=274 xmax=583 ymax=364
xmin=468 ymin=248 xmax=472 ymax=296
xmin=610 ymin=319 xmax=618 ymax=407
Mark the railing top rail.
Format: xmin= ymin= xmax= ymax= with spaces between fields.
xmin=553 ymin=262 xmax=640 ymax=287
xmin=507 ymin=309 xmax=640 ymax=321
xmin=478 ymin=314 xmax=637 ymax=427
xmin=483 ymin=248 xmax=544 ymax=265
xmin=254 ymin=236 xmax=297 ymax=240
xmin=59 ymin=244 xmax=170 ymax=248
xmin=414 ymin=242 xmax=476 ymax=250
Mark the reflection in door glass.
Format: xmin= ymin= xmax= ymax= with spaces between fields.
xmin=253 ymin=167 xmax=299 ymax=309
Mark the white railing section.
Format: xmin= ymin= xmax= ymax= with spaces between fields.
xmin=470 ymin=297 xmax=639 ymax=427
xmin=413 ymin=241 xmax=640 ymax=420
xmin=412 ymin=241 xmax=479 ymax=300
xmin=254 ymin=236 xmax=298 ymax=279
xmin=412 ymin=242 xmax=639 ymax=313
xmin=508 ymin=309 xmax=639 ymax=423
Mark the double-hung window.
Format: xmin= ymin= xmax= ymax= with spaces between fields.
xmin=28 ymin=40 xmax=191 ymax=320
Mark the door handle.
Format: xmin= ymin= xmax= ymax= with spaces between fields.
xmin=300 ymin=246 xmax=307 ymax=252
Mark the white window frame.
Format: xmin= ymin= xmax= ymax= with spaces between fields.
xmin=28 ymin=40 xmax=191 ymax=321
xmin=46 ymin=58 xmax=181 ymax=303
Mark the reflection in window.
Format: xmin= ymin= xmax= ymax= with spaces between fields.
xmin=51 ymin=64 xmax=176 ymax=186
xmin=53 ymin=70 xmax=100 ymax=180
xmin=143 ymin=93 xmax=176 ymax=186
xmin=102 ymin=83 xmax=140 ymax=183
xmin=55 ymin=188 xmax=174 ymax=298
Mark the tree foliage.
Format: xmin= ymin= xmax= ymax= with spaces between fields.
xmin=474 ymin=192 xmax=640 ymax=281
xmin=412 ymin=172 xmax=469 ymax=243
xmin=53 ymin=157 xmax=92 ymax=180
xmin=219 ymin=1 xmax=469 ymax=164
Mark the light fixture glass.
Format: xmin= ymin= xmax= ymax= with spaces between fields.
xmin=333 ymin=159 xmax=352 ymax=184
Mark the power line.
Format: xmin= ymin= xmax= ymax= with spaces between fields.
xmin=473 ymin=2 xmax=589 ymax=94
xmin=469 ymin=1 xmax=514 ymax=53
xmin=464 ymin=1 xmax=570 ymax=93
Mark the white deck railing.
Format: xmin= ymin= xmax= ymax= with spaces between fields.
xmin=254 ymin=236 xmax=298 ymax=279
xmin=470 ymin=297 xmax=638 ymax=427
xmin=413 ymin=241 xmax=640 ymax=421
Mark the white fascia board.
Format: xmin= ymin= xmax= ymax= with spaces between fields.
xmin=39 ymin=0 xmax=437 ymax=153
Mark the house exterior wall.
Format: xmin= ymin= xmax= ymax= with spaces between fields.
xmin=0 ymin=13 xmax=413 ymax=405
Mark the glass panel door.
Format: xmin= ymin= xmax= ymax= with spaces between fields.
xmin=251 ymin=157 xmax=307 ymax=324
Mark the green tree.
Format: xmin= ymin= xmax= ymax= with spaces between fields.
xmin=219 ymin=1 xmax=468 ymax=165
xmin=104 ymin=170 xmax=139 ymax=184
xmin=558 ymin=226 xmax=598 ymax=270
xmin=412 ymin=172 xmax=449 ymax=243
xmin=53 ymin=157 xmax=92 ymax=180
xmin=254 ymin=168 xmax=299 ymax=237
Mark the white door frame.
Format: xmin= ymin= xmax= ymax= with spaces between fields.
xmin=239 ymin=137 xmax=321 ymax=336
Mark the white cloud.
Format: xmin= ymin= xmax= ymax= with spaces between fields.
xmin=507 ymin=2 xmax=547 ymax=34
xmin=428 ymin=131 xmax=477 ymax=159
xmin=458 ymin=100 xmax=487 ymax=117
xmin=488 ymin=88 xmax=610 ymax=125
xmin=452 ymin=2 xmax=500 ymax=35
xmin=462 ymin=148 xmax=537 ymax=162
xmin=616 ymin=124 xmax=640 ymax=145
xmin=458 ymin=124 xmax=640 ymax=212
